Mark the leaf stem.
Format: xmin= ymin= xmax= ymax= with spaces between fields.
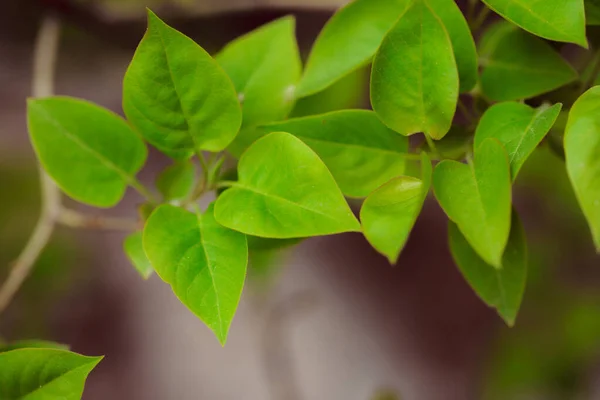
xmin=214 ymin=180 xmax=238 ymax=189
xmin=424 ymin=134 xmax=442 ymax=159
xmin=0 ymin=14 xmax=62 ymax=314
xmin=129 ymin=178 xmax=159 ymax=204
xmin=470 ymin=5 xmax=491 ymax=34
xmin=58 ymin=209 xmax=141 ymax=231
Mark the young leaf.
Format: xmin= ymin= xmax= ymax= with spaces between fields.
xmin=371 ymin=0 xmax=459 ymax=140
xmin=124 ymin=231 xmax=154 ymax=279
xmin=0 ymin=348 xmax=102 ymax=399
xmin=123 ymin=10 xmax=241 ymax=157
xmin=216 ymin=16 xmax=301 ymax=129
xmin=156 ymin=160 xmax=196 ymax=201
xmin=214 ymin=132 xmax=361 ymax=238
xmin=426 ymin=0 xmax=478 ymax=93
xmin=433 ymin=139 xmax=512 ymax=268
xmin=360 ymin=153 xmax=432 ymax=264
xmin=475 ymin=102 xmax=562 ymax=180
xmin=255 ymin=110 xmax=409 ymax=198
xmin=27 ymin=96 xmax=147 ymax=208
xmin=449 ymin=212 xmax=528 ymax=326
xmin=0 ymin=340 xmax=69 ymax=353
xmin=143 ymin=203 xmax=248 ymax=345
xmin=565 ymin=86 xmax=600 ymax=251
xmin=297 ymin=0 xmax=411 ymax=98
xmin=482 ymin=0 xmax=587 ymax=47
xmin=480 ymin=23 xmax=578 ymax=101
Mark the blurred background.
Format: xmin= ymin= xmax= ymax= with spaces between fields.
xmin=1 ymin=1 xmax=600 ymax=399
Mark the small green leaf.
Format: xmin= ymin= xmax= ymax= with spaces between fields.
xmin=123 ymin=10 xmax=241 ymax=157
xmin=214 ymin=132 xmax=361 ymax=238
xmin=433 ymin=139 xmax=512 ymax=268
xmin=0 ymin=340 xmax=69 ymax=353
xmin=586 ymin=0 xmax=600 ymax=25
xmin=480 ymin=22 xmax=578 ymax=101
xmin=217 ymin=16 xmax=301 ymax=130
xmin=156 ymin=160 xmax=196 ymax=201
xmin=0 ymin=348 xmax=102 ymax=400
xmin=143 ymin=203 xmax=247 ymax=344
xmin=124 ymin=231 xmax=154 ymax=279
xmin=565 ymin=86 xmax=600 ymax=251
xmin=449 ymin=212 xmax=528 ymax=326
xmin=426 ymin=0 xmax=478 ymax=93
xmin=371 ymin=0 xmax=458 ymax=139
xmin=475 ymin=102 xmax=562 ymax=180
xmin=297 ymin=0 xmax=411 ymax=98
xmin=256 ymin=110 xmax=408 ymax=198
xmin=482 ymin=0 xmax=587 ymax=47
xmin=360 ymin=153 xmax=432 ymax=264
xmin=27 ymin=96 xmax=147 ymax=208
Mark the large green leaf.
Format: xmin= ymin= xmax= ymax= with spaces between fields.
xmin=214 ymin=132 xmax=361 ymax=238
xmin=217 ymin=16 xmax=301 ymax=129
xmin=124 ymin=231 xmax=154 ymax=279
xmin=27 ymin=97 xmax=147 ymax=208
xmin=297 ymin=0 xmax=410 ymax=98
xmin=360 ymin=153 xmax=432 ymax=264
xmin=426 ymin=0 xmax=478 ymax=93
xmin=482 ymin=0 xmax=587 ymax=47
xmin=143 ymin=203 xmax=248 ymax=344
xmin=0 ymin=348 xmax=102 ymax=400
xmin=565 ymin=86 xmax=600 ymax=251
xmin=123 ymin=10 xmax=241 ymax=157
xmin=371 ymin=0 xmax=458 ymax=140
xmin=480 ymin=22 xmax=578 ymax=101
xmin=475 ymin=102 xmax=562 ymax=180
xmin=433 ymin=139 xmax=512 ymax=268
xmin=155 ymin=160 xmax=196 ymax=202
xmin=449 ymin=212 xmax=528 ymax=326
xmin=255 ymin=110 xmax=408 ymax=198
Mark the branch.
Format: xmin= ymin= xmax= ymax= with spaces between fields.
xmin=58 ymin=209 xmax=141 ymax=231
xmin=0 ymin=14 xmax=62 ymax=314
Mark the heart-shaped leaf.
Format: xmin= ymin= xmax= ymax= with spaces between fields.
xmin=143 ymin=203 xmax=247 ymax=345
xmin=255 ymin=110 xmax=409 ymax=198
xmin=0 ymin=348 xmax=102 ymax=400
xmin=360 ymin=153 xmax=432 ymax=264
xmin=449 ymin=211 xmax=528 ymax=326
xmin=123 ymin=10 xmax=241 ymax=158
xmin=433 ymin=138 xmax=512 ymax=268
xmin=565 ymin=86 xmax=600 ymax=251
xmin=297 ymin=0 xmax=411 ymax=98
xmin=371 ymin=0 xmax=458 ymax=139
xmin=482 ymin=0 xmax=587 ymax=47
xmin=475 ymin=102 xmax=562 ymax=180
xmin=480 ymin=22 xmax=578 ymax=101
xmin=214 ymin=132 xmax=361 ymax=238
xmin=124 ymin=231 xmax=154 ymax=279
xmin=27 ymin=97 xmax=147 ymax=208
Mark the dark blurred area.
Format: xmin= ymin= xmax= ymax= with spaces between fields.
xmin=1 ymin=1 xmax=600 ymax=399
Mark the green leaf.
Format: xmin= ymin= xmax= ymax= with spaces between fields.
xmin=371 ymin=0 xmax=458 ymax=140
xmin=124 ymin=231 xmax=154 ymax=279
xmin=214 ymin=132 xmax=361 ymax=238
xmin=360 ymin=153 xmax=432 ymax=264
xmin=255 ymin=110 xmax=408 ymax=198
xmin=143 ymin=203 xmax=247 ymax=344
xmin=586 ymin=0 xmax=600 ymax=25
xmin=425 ymin=0 xmax=478 ymax=93
xmin=297 ymin=0 xmax=411 ymax=98
xmin=482 ymin=0 xmax=587 ymax=47
xmin=449 ymin=212 xmax=528 ymax=326
xmin=0 ymin=340 xmax=69 ymax=353
xmin=475 ymin=102 xmax=562 ymax=180
xmin=480 ymin=22 xmax=578 ymax=101
xmin=123 ymin=10 xmax=241 ymax=157
xmin=217 ymin=16 xmax=301 ymax=129
xmin=27 ymin=96 xmax=147 ymax=208
xmin=565 ymin=86 xmax=600 ymax=251
xmin=0 ymin=348 xmax=102 ymax=400
xmin=433 ymin=138 xmax=512 ymax=268
xmin=156 ymin=160 xmax=195 ymax=201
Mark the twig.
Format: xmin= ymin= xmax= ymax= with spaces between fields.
xmin=58 ymin=209 xmax=140 ymax=231
xmin=0 ymin=14 xmax=62 ymax=314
